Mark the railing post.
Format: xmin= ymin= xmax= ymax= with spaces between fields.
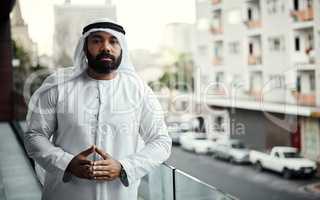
xmin=172 ymin=167 xmax=176 ymax=200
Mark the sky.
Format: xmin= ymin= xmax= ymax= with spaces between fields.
xmin=19 ymin=0 xmax=196 ymax=55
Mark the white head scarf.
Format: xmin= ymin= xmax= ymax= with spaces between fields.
xmin=26 ymin=18 xmax=136 ymax=124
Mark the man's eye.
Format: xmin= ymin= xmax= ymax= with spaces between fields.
xmin=110 ymin=39 xmax=119 ymax=45
xmin=92 ymin=39 xmax=101 ymax=44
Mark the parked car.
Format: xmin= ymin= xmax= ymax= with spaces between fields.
xmin=180 ymin=132 xmax=217 ymax=154
xmin=212 ymin=139 xmax=250 ymax=164
xmin=249 ymin=146 xmax=317 ymax=179
xmin=167 ymin=122 xmax=187 ymax=145
xmin=166 ymin=115 xmax=205 ymax=145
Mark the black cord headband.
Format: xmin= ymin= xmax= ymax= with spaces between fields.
xmin=82 ymin=22 xmax=126 ymax=35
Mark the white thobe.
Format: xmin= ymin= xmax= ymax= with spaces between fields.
xmin=24 ymin=71 xmax=172 ymax=200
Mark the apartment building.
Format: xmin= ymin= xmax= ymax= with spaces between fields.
xmin=193 ymin=0 xmax=320 ymax=162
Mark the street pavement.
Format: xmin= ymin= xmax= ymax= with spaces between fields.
xmin=167 ymin=146 xmax=320 ymax=200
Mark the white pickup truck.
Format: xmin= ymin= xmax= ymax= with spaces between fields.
xmin=250 ymin=146 xmax=317 ymax=179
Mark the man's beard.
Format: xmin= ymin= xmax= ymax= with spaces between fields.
xmin=87 ymin=50 xmax=122 ymax=74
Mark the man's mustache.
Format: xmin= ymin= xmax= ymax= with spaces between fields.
xmin=96 ymin=52 xmax=115 ymax=61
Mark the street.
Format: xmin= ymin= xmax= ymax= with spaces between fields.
xmin=167 ymin=146 xmax=320 ymax=200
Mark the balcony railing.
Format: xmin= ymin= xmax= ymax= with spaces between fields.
xmin=290 ymin=7 xmax=314 ymax=22
xmin=14 ymin=121 xmax=237 ymax=200
xmin=291 ymin=91 xmax=316 ymax=106
xmin=248 ymin=55 xmax=262 ymax=65
xmin=212 ymin=57 xmax=223 ymax=65
xmin=212 ymin=0 xmax=221 ymax=5
xmin=138 ymin=163 xmax=237 ymax=200
xmin=246 ymin=90 xmax=263 ymax=101
xmin=244 ymin=19 xmax=262 ymax=29
xmin=210 ymin=26 xmax=223 ymax=35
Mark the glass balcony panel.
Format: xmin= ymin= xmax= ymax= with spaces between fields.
xmin=175 ymin=169 xmax=236 ymax=200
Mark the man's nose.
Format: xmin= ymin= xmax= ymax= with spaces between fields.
xmin=101 ymin=41 xmax=112 ymax=52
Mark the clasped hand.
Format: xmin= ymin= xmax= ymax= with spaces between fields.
xmin=66 ymin=145 xmax=121 ymax=181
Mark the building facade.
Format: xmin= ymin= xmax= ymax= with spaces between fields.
xmin=193 ymin=0 xmax=320 ymax=163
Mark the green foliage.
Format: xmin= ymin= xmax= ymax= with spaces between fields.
xmin=149 ymin=52 xmax=194 ymax=92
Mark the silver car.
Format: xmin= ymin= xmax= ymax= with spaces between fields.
xmin=212 ymin=139 xmax=250 ymax=164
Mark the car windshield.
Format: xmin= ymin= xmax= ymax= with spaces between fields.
xmin=195 ymin=137 xmax=207 ymax=140
xmin=231 ymin=142 xmax=246 ymax=149
xmin=283 ymin=152 xmax=301 ymax=158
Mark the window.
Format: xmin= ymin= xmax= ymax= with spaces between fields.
xmin=307 ymin=33 xmax=314 ymax=49
xmin=268 ymin=36 xmax=285 ymax=51
xmin=297 ymin=70 xmax=316 ymax=92
xmin=249 ymin=43 xmax=254 ymax=55
xmin=295 ymin=36 xmax=300 ymax=51
xmin=269 ymin=75 xmax=285 ymax=89
xmin=229 ymin=41 xmax=240 ymax=54
xmin=267 ymin=0 xmax=280 ymax=14
xmin=293 ymin=0 xmax=299 ymax=10
xmin=310 ymin=72 xmax=315 ymax=92
xmin=296 ymin=76 xmax=301 ymax=92
xmin=214 ymin=116 xmax=225 ymax=132
xmin=248 ymin=8 xmax=252 ymax=20
xmin=215 ymin=72 xmax=224 ymax=83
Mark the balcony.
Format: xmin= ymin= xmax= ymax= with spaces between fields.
xmin=248 ymin=55 xmax=262 ymax=65
xmin=212 ymin=0 xmax=221 ymax=5
xmin=246 ymin=90 xmax=263 ymax=101
xmin=291 ymin=7 xmax=314 ymax=22
xmin=291 ymin=91 xmax=316 ymax=106
xmin=212 ymin=57 xmax=223 ymax=65
xmin=0 ymin=121 xmax=237 ymax=200
xmin=244 ymin=19 xmax=262 ymax=29
xmin=293 ymin=48 xmax=316 ymax=66
xmin=210 ymin=26 xmax=223 ymax=35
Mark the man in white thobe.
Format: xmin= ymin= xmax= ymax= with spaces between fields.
xmin=24 ymin=18 xmax=172 ymax=200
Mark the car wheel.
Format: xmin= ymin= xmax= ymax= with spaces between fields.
xmin=212 ymin=152 xmax=218 ymax=159
xmin=255 ymin=161 xmax=263 ymax=172
xmin=283 ymin=168 xmax=292 ymax=179
xmin=230 ymin=157 xmax=236 ymax=164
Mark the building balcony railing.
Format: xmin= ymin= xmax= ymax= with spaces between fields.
xmin=248 ymin=90 xmax=262 ymax=99
xmin=291 ymin=91 xmax=316 ymax=106
xmin=213 ymin=57 xmax=223 ymax=65
xmin=248 ymin=55 xmax=262 ymax=65
xmin=305 ymin=48 xmax=316 ymax=64
xmin=244 ymin=19 xmax=262 ymax=29
xmin=212 ymin=0 xmax=221 ymax=5
xmin=293 ymin=48 xmax=316 ymax=65
xmin=290 ymin=7 xmax=314 ymax=22
xmin=210 ymin=26 xmax=223 ymax=35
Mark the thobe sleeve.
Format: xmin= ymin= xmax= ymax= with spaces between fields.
xmin=24 ymin=87 xmax=74 ymax=178
xmin=119 ymin=85 xmax=172 ymax=184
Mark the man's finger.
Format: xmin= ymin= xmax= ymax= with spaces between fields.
xmin=93 ymin=170 xmax=110 ymax=177
xmin=80 ymin=165 xmax=94 ymax=179
xmin=95 ymin=147 xmax=111 ymax=160
xmin=94 ymin=176 xmax=113 ymax=181
xmin=78 ymin=159 xmax=93 ymax=166
xmin=80 ymin=145 xmax=96 ymax=157
xmin=93 ymin=165 xmax=109 ymax=171
xmin=94 ymin=159 xmax=112 ymax=166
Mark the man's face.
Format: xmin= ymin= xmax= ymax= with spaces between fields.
xmin=85 ymin=31 xmax=122 ymax=74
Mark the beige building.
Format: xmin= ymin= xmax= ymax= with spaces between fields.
xmin=193 ymin=0 xmax=320 ymax=162
xmin=10 ymin=0 xmax=38 ymax=67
